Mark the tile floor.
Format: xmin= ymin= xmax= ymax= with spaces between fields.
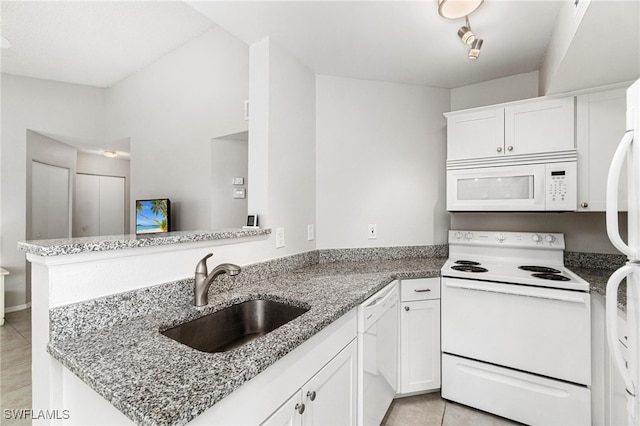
xmin=383 ymin=391 xmax=520 ymax=426
xmin=1 ymin=308 xmax=32 ymax=426
xmin=0 ymin=309 xmax=518 ymax=426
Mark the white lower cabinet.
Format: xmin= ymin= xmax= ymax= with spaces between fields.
xmin=263 ymin=339 xmax=357 ymax=426
xmin=398 ymin=278 xmax=441 ymax=395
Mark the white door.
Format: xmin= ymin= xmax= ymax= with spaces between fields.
xmin=98 ymin=175 xmax=125 ymax=235
xmin=400 ymin=299 xmax=441 ymax=394
xmin=261 ymin=391 xmax=303 ymax=426
xmin=74 ymin=174 xmax=125 ymax=237
xmin=447 ymin=108 xmax=505 ymax=160
xmin=302 ymin=340 xmax=357 ymax=426
xmin=504 ymin=97 xmax=575 ymax=156
xmin=31 ymin=161 xmax=70 ymax=239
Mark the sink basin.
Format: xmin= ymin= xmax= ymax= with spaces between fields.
xmin=161 ymin=299 xmax=309 ymax=353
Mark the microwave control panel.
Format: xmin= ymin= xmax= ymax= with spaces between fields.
xmin=545 ymin=162 xmax=577 ymax=210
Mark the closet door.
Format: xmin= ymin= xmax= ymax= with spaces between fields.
xmin=99 ymin=176 xmax=125 ymax=235
xmin=74 ymin=174 xmax=125 ymax=237
xmin=31 ymin=161 xmax=70 ymax=239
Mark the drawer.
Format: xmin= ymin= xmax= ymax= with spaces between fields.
xmin=401 ymin=278 xmax=440 ymax=301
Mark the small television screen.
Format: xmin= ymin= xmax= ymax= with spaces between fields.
xmin=135 ymin=199 xmax=170 ymax=234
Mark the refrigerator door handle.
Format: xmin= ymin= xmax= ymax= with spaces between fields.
xmin=606 ymin=264 xmax=637 ymax=397
xmin=607 ymin=130 xmax=636 ymax=259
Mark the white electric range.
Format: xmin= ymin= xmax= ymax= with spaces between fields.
xmin=441 ymin=230 xmax=591 ymax=425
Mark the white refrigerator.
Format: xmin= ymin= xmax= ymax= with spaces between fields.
xmin=606 ymin=77 xmax=640 ymax=424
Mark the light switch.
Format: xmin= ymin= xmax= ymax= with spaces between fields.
xmin=232 ymin=177 xmax=244 ymax=185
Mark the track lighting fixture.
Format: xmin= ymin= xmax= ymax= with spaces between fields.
xmin=457 ymin=17 xmax=476 ymax=45
xmin=468 ymin=39 xmax=483 ymax=60
xmin=437 ymin=1 xmax=485 ymax=60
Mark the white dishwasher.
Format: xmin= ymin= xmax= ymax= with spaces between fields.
xmin=357 ymin=281 xmax=399 ymax=426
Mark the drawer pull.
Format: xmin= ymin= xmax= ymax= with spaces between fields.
xmin=414 ymin=289 xmax=432 ymax=293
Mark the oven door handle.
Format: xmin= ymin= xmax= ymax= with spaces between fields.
xmin=444 ymin=281 xmax=587 ymax=304
xmin=606 ymin=264 xmax=636 ymax=397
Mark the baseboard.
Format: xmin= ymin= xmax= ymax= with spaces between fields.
xmin=5 ymin=302 xmax=31 ymax=313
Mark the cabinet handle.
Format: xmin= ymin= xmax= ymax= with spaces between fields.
xmin=307 ymin=390 xmax=316 ymax=401
xmin=295 ymin=403 xmax=305 ymax=415
xmin=404 ymin=306 xmax=410 ymax=311
xmin=581 ymin=202 xmax=589 ymax=208
xmin=507 ymin=146 xmax=514 ymax=151
xmin=496 ymin=147 xmax=503 ymax=153
xmin=414 ymin=288 xmax=431 ymax=293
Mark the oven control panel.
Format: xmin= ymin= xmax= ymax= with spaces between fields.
xmin=450 ymin=231 xmax=565 ymax=248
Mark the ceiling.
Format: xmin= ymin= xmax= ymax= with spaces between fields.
xmin=188 ymin=0 xmax=563 ymax=88
xmin=0 ymin=0 xmax=215 ymax=88
xmin=1 ymin=0 xmax=565 ymax=90
xmin=1 ymin=1 xmax=637 ymax=91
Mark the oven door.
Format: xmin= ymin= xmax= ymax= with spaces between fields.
xmin=441 ymin=277 xmax=591 ymax=385
xmin=447 ymin=163 xmax=545 ymax=211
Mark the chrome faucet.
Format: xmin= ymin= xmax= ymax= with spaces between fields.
xmin=194 ymin=253 xmax=241 ymax=306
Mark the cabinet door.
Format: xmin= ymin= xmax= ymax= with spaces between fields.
xmin=302 ymin=340 xmax=357 ymax=426
xmin=447 ymin=109 xmax=505 ymax=160
xmin=400 ymin=299 xmax=441 ymax=394
xmin=576 ymin=88 xmax=627 ymax=211
xmin=504 ymin=97 xmax=575 ymax=156
xmin=261 ymin=391 xmax=303 ymax=426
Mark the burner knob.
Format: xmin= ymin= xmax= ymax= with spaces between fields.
xmin=454 ymin=232 xmax=464 ymax=240
xmin=496 ymin=233 xmax=506 ymax=242
xmin=532 ymin=234 xmax=542 ymax=243
xmin=545 ymin=234 xmax=556 ymax=243
xmin=465 ymin=232 xmax=474 ymax=240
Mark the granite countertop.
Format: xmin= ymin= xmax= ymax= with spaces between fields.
xmin=571 ymin=266 xmax=626 ymax=308
xmin=47 ymin=257 xmax=446 ymax=426
xmin=17 ymin=228 xmax=271 ymax=257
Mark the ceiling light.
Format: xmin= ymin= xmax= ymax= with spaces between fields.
xmin=438 ymin=0 xmax=484 ymax=20
xmin=103 ymin=150 xmax=119 ymax=158
xmin=468 ymin=39 xmax=483 ymax=60
xmin=457 ymin=17 xmax=475 ymax=45
xmin=1 ymin=36 xmax=10 ymax=49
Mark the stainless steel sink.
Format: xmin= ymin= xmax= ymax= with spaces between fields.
xmin=161 ymin=299 xmax=309 ymax=353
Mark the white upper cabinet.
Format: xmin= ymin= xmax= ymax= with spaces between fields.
xmin=576 ymin=87 xmax=627 ymax=211
xmin=447 ymin=109 xmax=504 ymax=160
xmin=446 ymin=97 xmax=575 ymax=162
xmin=504 ymin=98 xmax=575 ymax=156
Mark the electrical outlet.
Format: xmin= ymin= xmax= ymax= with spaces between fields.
xmin=307 ymin=224 xmax=315 ymax=241
xmin=275 ymin=227 xmax=285 ymax=248
xmin=368 ymin=224 xmax=377 ymax=239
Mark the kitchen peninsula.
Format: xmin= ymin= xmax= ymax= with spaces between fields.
xmin=19 ymin=230 xmax=446 ymax=425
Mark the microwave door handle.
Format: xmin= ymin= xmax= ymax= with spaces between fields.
xmin=606 ymin=264 xmax=636 ymax=396
xmin=606 ymin=130 xmax=635 ymax=259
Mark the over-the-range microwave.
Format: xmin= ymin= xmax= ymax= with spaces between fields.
xmin=446 ymin=161 xmax=577 ymax=212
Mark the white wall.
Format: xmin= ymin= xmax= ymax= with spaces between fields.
xmin=1 ymin=74 xmax=105 ymax=309
xmin=316 ymin=75 xmax=450 ymax=249
xmin=249 ymin=38 xmax=316 ymax=256
xmin=450 ymin=212 xmax=624 ymax=254
xmin=450 ymin=71 xmax=539 ymax=111
xmin=211 ymin=134 xmax=248 ymax=229
xmin=104 ymin=27 xmax=249 ymax=233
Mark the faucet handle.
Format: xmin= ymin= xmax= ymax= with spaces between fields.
xmin=195 ymin=253 xmax=213 ymax=275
